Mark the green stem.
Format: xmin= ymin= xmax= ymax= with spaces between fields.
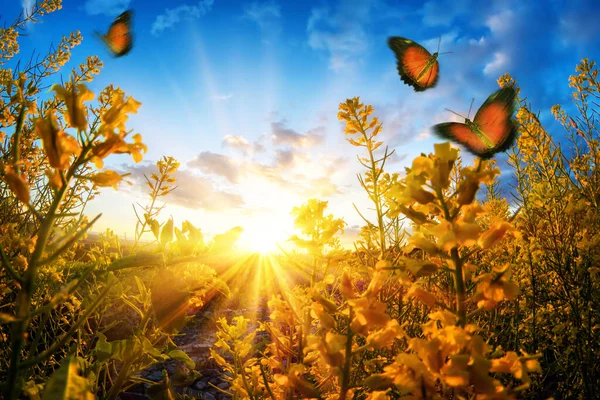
xmin=352 ymin=113 xmax=387 ymax=260
xmin=0 ymin=244 xmax=24 ymax=284
xmin=5 ymin=146 xmax=92 ymax=399
xmin=436 ymin=186 xmax=467 ymax=327
xmin=105 ymin=352 xmax=139 ymax=400
xmin=339 ymin=307 xmax=354 ymax=400
xmin=260 ymin=363 xmax=276 ymax=400
xmin=12 ymin=105 xmax=26 ymax=164
xmin=20 ymin=283 xmax=112 ymax=369
xmin=451 ymin=247 xmax=466 ymax=326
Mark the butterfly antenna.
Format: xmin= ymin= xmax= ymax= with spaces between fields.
xmin=437 ymin=36 xmax=441 ymax=52
xmin=438 ymin=51 xmax=453 ymax=55
xmin=467 ymin=98 xmax=475 ymax=119
xmin=445 ymin=108 xmax=467 ymax=120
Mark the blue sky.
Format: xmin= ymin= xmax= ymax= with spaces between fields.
xmin=3 ymin=0 xmax=600 ymax=249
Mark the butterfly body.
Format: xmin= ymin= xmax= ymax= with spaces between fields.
xmin=388 ymin=37 xmax=440 ymax=92
xmin=97 ymin=10 xmax=133 ymax=57
xmin=417 ymin=52 xmax=439 ymax=81
xmin=433 ymin=88 xmax=517 ymax=159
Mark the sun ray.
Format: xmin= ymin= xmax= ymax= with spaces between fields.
xmin=190 ymin=27 xmax=231 ymax=138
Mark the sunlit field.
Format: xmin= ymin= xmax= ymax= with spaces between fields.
xmin=1 ymin=1 xmax=600 ymax=400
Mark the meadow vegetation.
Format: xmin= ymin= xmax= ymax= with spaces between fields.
xmin=1 ymin=2 xmax=599 ymax=399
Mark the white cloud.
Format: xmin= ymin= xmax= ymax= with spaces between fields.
xmin=483 ymin=51 xmax=508 ymax=75
xmin=169 ymin=170 xmax=244 ymax=211
xmin=84 ymin=0 xmax=131 ymax=16
xmin=211 ymin=93 xmax=233 ymax=101
xmin=271 ymin=120 xmax=325 ymax=148
xmin=151 ymin=0 xmax=214 ymax=36
xmin=415 ymin=130 xmax=431 ymax=141
xmin=306 ymin=3 xmax=372 ymax=72
xmin=486 ymin=10 xmax=514 ymax=35
xmin=243 ymin=1 xmax=281 ymax=37
xmin=188 ymin=151 xmax=241 ymax=183
xmin=121 ymin=163 xmax=244 ymax=212
xmin=222 ymin=135 xmax=265 ymax=155
xmin=422 ymin=30 xmax=459 ymax=53
xmin=469 ymin=36 xmax=486 ymax=46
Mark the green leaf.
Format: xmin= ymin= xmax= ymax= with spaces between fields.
xmin=160 ymin=218 xmax=174 ymax=247
xmin=141 ymin=335 xmax=164 ymax=359
xmin=94 ymin=332 xmax=140 ymax=363
xmin=42 ymin=356 xmax=95 ymax=400
xmin=167 ymin=350 xmax=195 ymax=369
xmin=93 ymin=332 xmax=112 ymax=363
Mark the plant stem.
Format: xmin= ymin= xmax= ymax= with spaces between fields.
xmin=339 ymin=307 xmax=354 ymax=400
xmin=5 ymin=145 xmax=92 ymax=399
xmin=436 ymin=186 xmax=467 ymax=327
xmin=353 ymin=114 xmax=387 ymax=259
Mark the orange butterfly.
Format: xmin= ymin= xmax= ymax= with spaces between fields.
xmin=97 ymin=10 xmax=133 ymax=57
xmin=388 ymin=37 xmax=448 ymax=92
xmin=433 ymin=88 xmax=517 ymax=159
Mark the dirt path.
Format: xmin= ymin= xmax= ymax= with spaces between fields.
xmin=124 ymin=253 xmax=273 ymax=400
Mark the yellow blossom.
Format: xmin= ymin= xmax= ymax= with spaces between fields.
xmin=45 ymin=169 xmax=63 ymax=189
xmin=91 ymin=132 xmax=146 ymax=167
xmin=404 ymin=174 xmax=435 ymax=205
xmin=411 ymin=156 xmax=434 ymax=177
xmin=432 ymin=142 xmax=458 ymax=189
xmin=4 ymin=165 xmax=30 ymax=203
xmin=52 ymin=83 xmax=94 ymax=131
xmin=453 ymin=219 xmax=481 ymax=246
xmin=101 ymin=92 xmax=141 ymax=132
xmin=478 ymin=220 xmax=513 ymax=250
xmin=88 ymin=170 xmax=129 ymax=189
xmin=35 ymin=113 xmax=81 ymax=170
xmin=406 ymin=284 xmax=438 ymax=308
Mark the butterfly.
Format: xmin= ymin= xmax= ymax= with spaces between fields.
xmin=432 ymin=87 xmax=517 ymax=159
xmin=388 ymin=37 xmax=448 ymax=92
xmin=97 ymin=10 xmax=133 ymax=57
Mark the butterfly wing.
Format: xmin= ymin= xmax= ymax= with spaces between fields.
xmin=103 ymin=10 xmax=133 ymax=57
xmin=433 ymin=122 xmax=491 ymax=157
xmin=388 ymin=37 xmax=439 ymax=92
xmin=472 ymin=87 xmax=517 ymax=158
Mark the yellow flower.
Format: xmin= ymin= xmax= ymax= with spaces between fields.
xmin=45 ymin=169 xmax=63 ymax=189
xmin=367 ymin=320 xmax=405 ymax=349
xmin=91 ymin=132 xmax=146 ymax=166
xmin=478 ymin=220 xmax=513 ymax=250
xmin=457 ymin=176 xmax=479 ymax=206
xmin=453 ymin=219 xmax=481 ymax=246
xmin=432 ymin=142 xmax=458 ymax=190
xmin=126 ymin=133 xmax=147 ymax=163
xmin=406 ymin=284 xmax=437 ymax=308
xmin=411 ymin=156 xmax=434 ymax=177
xmin=428 ymin=220 xmax=457 ymax=251
xmin=101 ymin=93 xmax=141 ymax=132
xmin=35 ymin=113 xmax=81 ymax=170
xmin=88 ymin=170 xmax=129 ymax=189
xmin=339 ymin=272 xmax=356 ymax=299
xmin=4 ymin=165 xmax=30 ymax=203
xmin=405 ymin=174 xmax=435 ymax=205
xmin=92 ymin=132 xmax=128 ymax=159
xmin=52 ymin=83 xmax=95 ymax=131
xmin=366 ymin=391 xmax=391 ymax=400
xmin=409 ymin=232 xmax=439 ymax=255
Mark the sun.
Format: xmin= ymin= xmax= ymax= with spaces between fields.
xmin=238 ymin=217 xmax=289 ymax=254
